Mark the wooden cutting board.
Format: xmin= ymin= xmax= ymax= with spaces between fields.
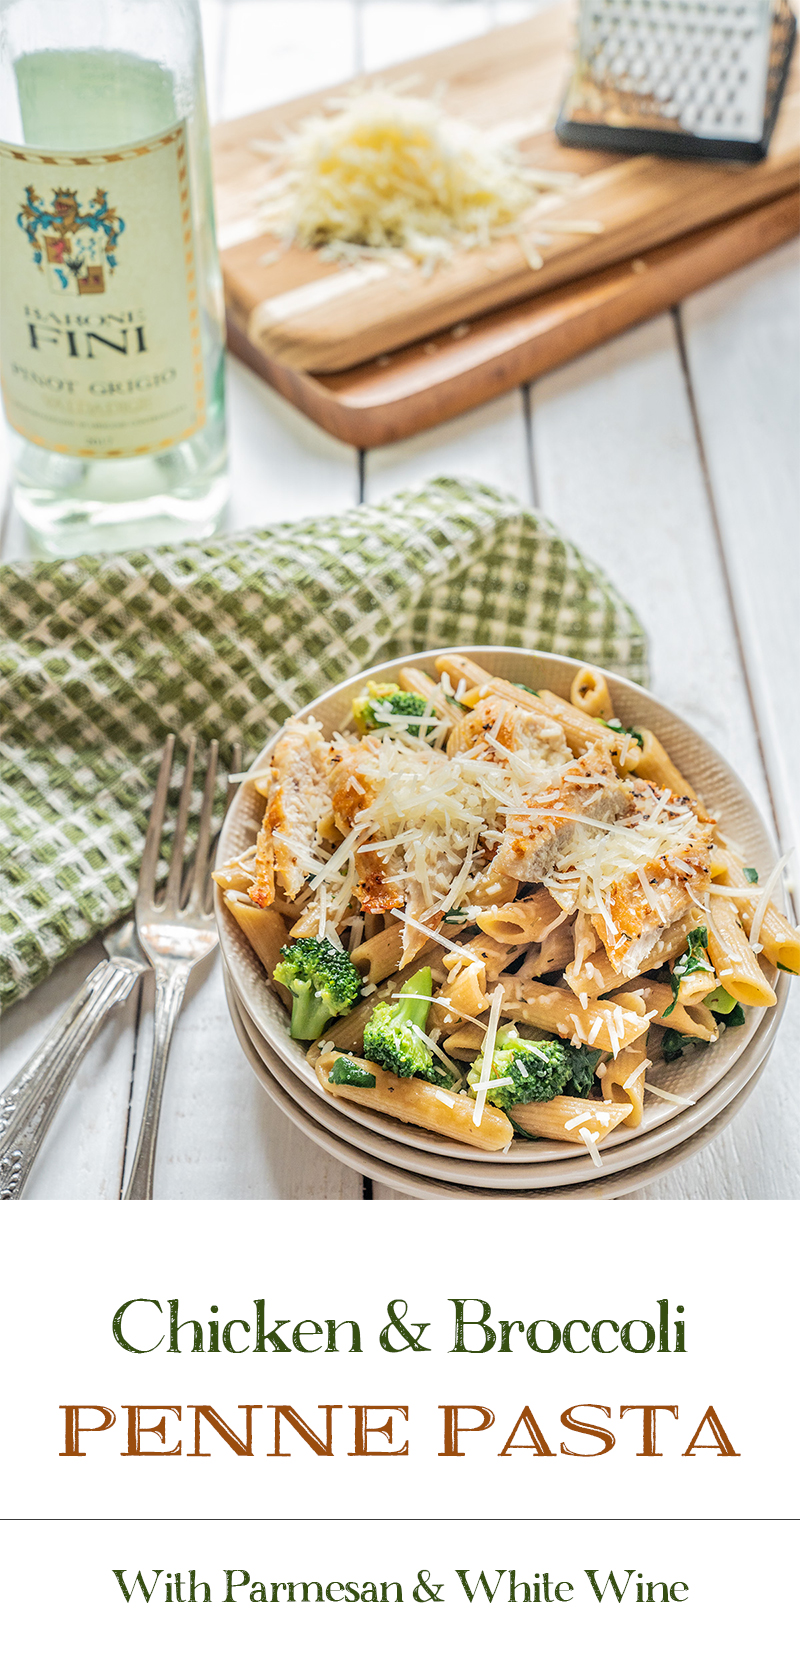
xmin=212 ymin=2 xmax=800 ymax=377
xmin=226 ymin=190 xmax=799 ymax=446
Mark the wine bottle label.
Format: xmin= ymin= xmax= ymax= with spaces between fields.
xmin=0 ymin=121 xmax=206 ymax=458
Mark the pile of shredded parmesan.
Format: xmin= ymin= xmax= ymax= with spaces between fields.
xmin=251 ymin=86 xmax=589 ymax=272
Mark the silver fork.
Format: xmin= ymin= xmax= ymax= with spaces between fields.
xmin=0 ymin=919 xmax=148 ymax=1200
xmin=123 ymin=735 xmax=221 ymax=1201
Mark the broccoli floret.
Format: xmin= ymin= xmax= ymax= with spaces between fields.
xmin=352 ymin=682 xmax=429 ymax=737
xmin=468 ymin=1026 xmax=570 ymax=1111
xmin=273 ymin=936 xmax=362 ymax=1041
xmin=363 ymin=967 xmax=452 ymax=1085
xmin=328 ymin=1056 xmax=376 ymax=1089
xmin=468 ymin=1028 xmax=603 ymax=1115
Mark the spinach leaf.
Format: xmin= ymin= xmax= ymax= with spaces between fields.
xmin=661 ymin=1029 xmax=696 ymax=1063
xmin=562 ymin=1042 xmax=603 ymax=1098
xmin=603 ymin=718 xmax=645 ymax=750
xmin=663 ymin=926 xmax=713 ymax=1017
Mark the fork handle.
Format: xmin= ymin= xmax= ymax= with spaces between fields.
xmin=123 ymin=962 xmax=191 ymax=1200
xmin=0 ymin=960 xmax=139 ymax=1200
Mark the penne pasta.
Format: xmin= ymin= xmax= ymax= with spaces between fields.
xmin=706 ymin=897 xmax=777 ymax=1008
xmin=351 ymin=922 xmax=406 ymax=983
xmin=514 ymin=923 xmax=576 ymax=980
xmin=212 ymin=847 xmax=257 ymax=895
xmin=712 ymin=850 xmax=800 ymax=975
xmin=501 ymin=978 xmax=649 ymax=1055
xmin=632 ymin=727 xmax=697 ymax=801
xmin=476 ymin=889 xmax=564 ymax=944
xmin=442 ymin=1023 xmax=486 ymax=1056
xmin=510 ymin=1094 xmax=632 ymax=1144
xmin=315 ymin=1052 xmax=513 ymax=1152
xmin=399 ymin=666 xmax=463 ymax=727
xmin=438 ymin=958 xmax=489 ymax=1022
xmin=599 ymin=1049 xmax=648 ymax=1127
xmin=444 ymin=932 xmax=526 ymax=985
xmin=570 ymin=665 xmax=612 ymax=718
xmin=223 ymin=894 xmax=291 ymax=1007
xmin=564 ymin=910 xmax=703 ymax=1000
xmin=616 ymin=980 xmax=718 ymax=1041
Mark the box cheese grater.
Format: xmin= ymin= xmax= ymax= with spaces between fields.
xmin=556 ymin=0 xmax=797 ymax=160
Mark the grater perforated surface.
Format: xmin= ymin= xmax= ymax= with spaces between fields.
xmin=559 ymin=0 xmax=796 ymax=155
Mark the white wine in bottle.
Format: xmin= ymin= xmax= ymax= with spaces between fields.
xmin=0 ymin=0 xmax=228 ymax=555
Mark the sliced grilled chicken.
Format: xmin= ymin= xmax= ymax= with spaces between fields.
xmin=447 ymin=693 xmax=568 ymax=769
xmin=494 ymin=742 xmax=634 ymax=885
xmin=249 ymin=718 xmax=331 ymax=905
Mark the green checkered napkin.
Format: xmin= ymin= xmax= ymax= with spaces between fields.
xmin=0 ymin=475 xmax=647 ymax=1011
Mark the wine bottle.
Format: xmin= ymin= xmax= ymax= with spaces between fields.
xmin=0 ymin=0 xmax=228 ymax=556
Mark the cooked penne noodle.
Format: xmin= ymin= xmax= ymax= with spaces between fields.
xmin=399 ymin=666 xmax=463 ymax=727
xmin=224 ymin=894 xmax=291 ymax=1006
xmin=616 ymin=980 xmax=718 ymax=1041
xmin=351 ymin=922 xmax=406 ymax=983
xmin=212 ymin=848 xmax=257 ymax=894
xmin=501 ymin=979 xmax=649 ymax=1054
xmin=510 ymin=1094 xmax=632 ymax=1144
xmin=291 ymin=898 xmax=333 ymax=939
xmin=439 ymin=958 xmax=489 ymax=1021
xmin=570 ymin=666 xmax=612 ymax=718
xmin=632 ymin=727 xmax=697 ymax=800
xmin=444 ymin=932 xmax=525 ymax=985
xmin=315 ymin=1052 xmax=513 ymax=1152
xmin=564 ymin=910 xmax=702 ymax=1000
xmin=536 ymin=686 xmax=624 ymax=756
xmin=442 ymin=1023 xmax=486 ymax=1055
xmin=476 ymin=889 xmax=564 ymax=944
xmin=564 ymin=947 xmax=620 ymax=999
xmin=706 ymin=897 xmax=777 ymax=1008
xmin=712 ymin=850 xmax=800 ymax=975
xmin=676 ymin=967 xmax=718 ymax=1005
xmin=599 ymin=1050 xmax=648 ymax=1127
xmin=515 ymin=923 xmax=576 ymax=979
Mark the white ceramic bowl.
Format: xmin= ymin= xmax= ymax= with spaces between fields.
xmin=216 ymin=645 xmax=788 ymax=1170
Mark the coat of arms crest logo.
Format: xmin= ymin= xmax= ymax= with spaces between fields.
xmin=18 ymin=185 xmax=125 ymax=296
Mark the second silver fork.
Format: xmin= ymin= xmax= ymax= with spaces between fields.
xmin=124 ymin=735 xmax=221 ymax=1201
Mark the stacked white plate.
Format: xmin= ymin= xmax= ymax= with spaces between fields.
xmin=215 ymin=648 xmax=790 ymax=1199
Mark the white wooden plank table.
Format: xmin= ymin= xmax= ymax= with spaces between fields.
xmin=1 ymin=1 xmax=798 ymax=1201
